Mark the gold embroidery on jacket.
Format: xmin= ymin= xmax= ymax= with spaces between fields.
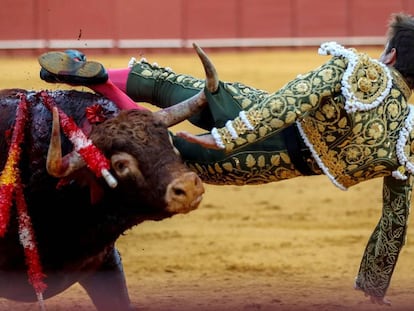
xmin=218 ymin=57 xmax=345 ymax=152
xmin=347 ymin=54 xmax=389 ymax=105
xmin=299 ymin=72 xmax=410 ymax=188
xmin=186 ymin=151 xmax=303 ymax=185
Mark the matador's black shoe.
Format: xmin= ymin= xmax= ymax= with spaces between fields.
xmin=39 ymin=49 xmax=108 ymax=85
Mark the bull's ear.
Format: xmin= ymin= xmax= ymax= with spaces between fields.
xmin=111 ymin=152 xmax=141 ymax=178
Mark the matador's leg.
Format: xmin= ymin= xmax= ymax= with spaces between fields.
xmin=38 ymin=53 xmax=320 ymax=184
xmin=125 ymin=59 xmax=270 ymax=130
xmin=126 ymin=60 xmax=213 ymax=129
xmin=126 ymin=60 xmax=320 ymax=184
xmin=354 ymin=175 xmax=413 ymax=304
xmin=173 ymin=125 xmax=320 ymax=185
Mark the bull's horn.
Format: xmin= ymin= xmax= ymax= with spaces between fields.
xmin=46 ymin=107 xmax=86 ymax=177
xmin=153 ymin=43 xmax=219 ymax=127
xmin=153 ymin=90 xmax=207 ymax=127
xmin=193 ymin=43 xmax=219 ymax=93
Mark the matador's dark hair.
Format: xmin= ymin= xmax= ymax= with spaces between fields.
xmin=386 ymin=12 xmax=414 ymax=88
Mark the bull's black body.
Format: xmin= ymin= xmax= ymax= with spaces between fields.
xmin=0 ymin=89 xmax=186 ymax=310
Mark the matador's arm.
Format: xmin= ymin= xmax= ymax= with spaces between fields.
xmin=179 ymin=56 xmax=347 ymax=152
xmin=354 ymin=175 xmax=413 ymax=303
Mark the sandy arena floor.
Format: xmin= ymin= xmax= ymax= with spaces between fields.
xmin=1 ymin=47 xmax=414 ymax=311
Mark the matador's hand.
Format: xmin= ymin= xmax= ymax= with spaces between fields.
xmin=176 ymin=131 xmax=222 ymax=150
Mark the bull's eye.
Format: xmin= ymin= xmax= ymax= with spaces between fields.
xmin=114 ymin=161 xmax=126 ymax=173
xmin=111 ymin=152 xmax=140 ymax=178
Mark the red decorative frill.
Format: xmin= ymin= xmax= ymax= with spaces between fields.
xmin=86 ymin=104 xmax=107 ymax=124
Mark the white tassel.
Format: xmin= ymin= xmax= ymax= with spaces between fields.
xmin=239 ymin=111 xmax=254 ymax=130
xmin=211 ymin=128 xmax=225 ymax=149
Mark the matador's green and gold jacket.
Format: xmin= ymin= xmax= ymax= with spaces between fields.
xmin=126 ymin=42 xmax=413 ymax=299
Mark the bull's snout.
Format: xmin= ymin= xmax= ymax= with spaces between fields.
xmin=165 ymin=172 xmax=204 ymax=214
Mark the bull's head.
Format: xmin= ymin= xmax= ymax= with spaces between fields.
xmin=46 ymin=43 xmax=218 ymax=215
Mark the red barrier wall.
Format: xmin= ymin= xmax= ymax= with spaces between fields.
xmin=1 ymin=0 xmax=414 ymax=54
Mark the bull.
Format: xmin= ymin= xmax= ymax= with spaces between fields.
xmin=0 ymin=47 xmax=216 ymax=311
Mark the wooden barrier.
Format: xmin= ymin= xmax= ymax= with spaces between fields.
xmin=0 ymin=0 xmax=414 ymax=54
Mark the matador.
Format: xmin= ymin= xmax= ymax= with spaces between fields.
xmin=38 ymin=12 xmax=414 ymax=305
